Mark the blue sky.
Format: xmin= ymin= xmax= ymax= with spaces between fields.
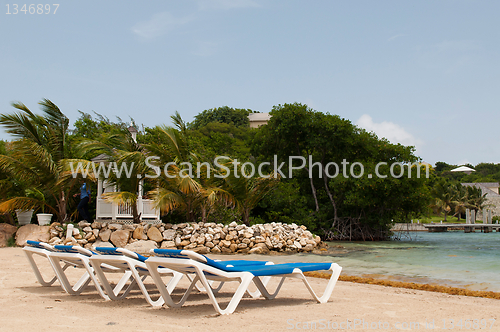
xmin=1 ymin=0 xmax=499 ymax=166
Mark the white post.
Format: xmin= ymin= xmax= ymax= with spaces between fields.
xmin=66 ymin=224 xmax=74 ymax=240
xmin=471 ymin=210 xmax=476 ymax=224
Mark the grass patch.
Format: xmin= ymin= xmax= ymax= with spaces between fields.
xmin=414 ymin=215 xmax=465 ymax=224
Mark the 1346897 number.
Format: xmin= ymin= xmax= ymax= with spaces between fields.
xmin=6 ymin=4 xmax=59 ymax=14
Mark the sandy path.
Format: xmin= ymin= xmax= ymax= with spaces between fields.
xmin=0 ymin=247 xmax=499 ymax=331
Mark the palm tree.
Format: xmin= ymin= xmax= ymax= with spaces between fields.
xmin=76 ymin=128 xmax=157 ymax=222
xmin=147 ymin=112 xmax=236 ymax=223
xmin=218 ymin=159 xmax=280 ymax=226
xmin=451 ymin=183 xmax=468 ymax=221
xmin=0 ymin=99 xmax=82 ymax=222
xmin=465 ymin=186 xmax=489 ymax=221
xmin=430 ymin=179 xmax=454 ymax=221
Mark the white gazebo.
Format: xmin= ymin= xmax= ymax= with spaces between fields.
xmin=92 ymin=128 xmax=160 ymax=222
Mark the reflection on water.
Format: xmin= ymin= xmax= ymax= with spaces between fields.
xmin=273 ymin=231 xmax=500 ymax=291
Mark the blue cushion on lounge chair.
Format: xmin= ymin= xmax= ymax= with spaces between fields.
xmin=94 ymin=247 xmax=148 ymax=262
xmin=153 ymin=249 xmax=270 ymax=268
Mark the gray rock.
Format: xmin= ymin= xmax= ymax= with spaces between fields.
xmin=110 ymin=230 xmax=130 ymax=248
xmin=0 ymin=223 xmax=17 ymax=248
xmin=108 ymin=223 xmax=123 ymax=231
xmin=160 ymin=240 xmax=176 ymax=249
xmin=125 ymin=240 xmax=158 ymax=254
xmin=147 ymin=226 xmax=163 ymax=242
xmin=15 ymin=224 xmax=50 ymax=246
xmin=99 ymin=229 xmax=112 ymax=242
xmin=162 ymin=229 xmax=176 ymax=241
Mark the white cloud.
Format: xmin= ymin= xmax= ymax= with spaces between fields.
xmin=131 ymin=12 xmax=193 ymax=40
xmin=387 ymin=34 xmax=406 ymax=42
xmin=356 ymin=114 xmax=423 ymax=150
xmin=198 ymin=0 xmax=260 ymax=10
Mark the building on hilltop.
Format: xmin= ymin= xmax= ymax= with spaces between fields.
xmin=248 ymin=113 xmax=271 ymax=128
xmin=450 ymin=165 xmax=475 ymax=175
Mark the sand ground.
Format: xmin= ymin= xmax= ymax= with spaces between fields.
xmin=1 ymin=247 xmax=499 ymax=332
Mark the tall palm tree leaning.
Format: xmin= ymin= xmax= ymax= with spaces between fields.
xmin=146 ymin=112 xmax=222 ymax=223
xmin=0 ymin=99 xmax=84 ymax=222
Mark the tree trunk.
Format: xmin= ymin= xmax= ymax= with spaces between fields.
xmin=132 ymin=202 xmax=140 ymax=223
xmin=242 ymin=208 xmax=250 ymax=226
xmin=57 ymin=191 xmax=68 ymax=222
xmin=321 ymin=164 xmax=338 ymax=228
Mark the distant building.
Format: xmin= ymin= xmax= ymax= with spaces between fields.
xmin=461 ymin=182 xmax=500 ymax=217
xmin=248 ymin=113 xmax=271 ymax=128
xmin=461 ymin=183 xmax=499 ymax=196
xmin=450 ymin=166 xmax=475 ymax=175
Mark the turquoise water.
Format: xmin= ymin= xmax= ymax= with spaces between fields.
xmin=274 ymin=231 xmax=500 ymax=291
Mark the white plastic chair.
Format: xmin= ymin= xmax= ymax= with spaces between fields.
xmin=146 ymin=249 xmax=342 ymax=315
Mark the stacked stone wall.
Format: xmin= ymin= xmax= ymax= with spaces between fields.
xmin=45 ymin=221 xmax=323 ymax=254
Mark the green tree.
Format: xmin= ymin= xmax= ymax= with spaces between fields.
xmin=147 ymin=113 xmax=234 ymax=223
xmin=431 ymin=179 xmax=455 ymax=221
xmin=0 ymin=99 xmax=83 ymax=222
xmin=252 ymin=102 xmax=431 ymax=240
xmin=188 ymin=106 xmax=253 ymax=130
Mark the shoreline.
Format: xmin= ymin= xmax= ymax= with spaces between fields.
xmin=307 ymin=272 xmax=500 ymax=300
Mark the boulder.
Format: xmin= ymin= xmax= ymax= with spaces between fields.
xmin=160 ymin=240 xmax=176 ymax=249
xmin=147 ymin=227 xmax=163 ymax=242
xmin=191 ymin=246 xmax=209 ymax=254
xmin=211 ymin=246 xmax=221 ymax=254
xmin=91 ymin=221 xmax=102 ymax=229
xmin=125 ymin=240 xmax=158 ymax=254
xmin=0 ymin=223 xmax=18 ymax=247
xmin=15 ymin=224 xmax=50 ymax=246
xmin=99 ymin=229 xmax=112 ymax=242
xmin=110 ymin=230 xmax=130 ymax=248
xmin=248 ymin=246 xmax=263 ymax=254
xmin=162 ymin=229 xmax=176 ymax=241
xmin=133 ymin=226 xmax=148 ymax=240
xmin=91 ymin=240 xmax=114 ymax=249
xmin=107 ymin=223 xmax=123 ymax=231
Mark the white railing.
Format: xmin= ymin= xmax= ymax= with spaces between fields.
xmin=96 ymin=197 xmax=160 ymax=221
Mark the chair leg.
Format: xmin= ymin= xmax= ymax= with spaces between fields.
xmin=194 ymin=266 xmax=254 ymax=315
xmin=90 ymin=261 xmax=136 ymax=301
xmin=252 ymin=276 xmax=286 ymax=300
xmin=48 ymin=256 xmax=94 ymax=296
xmin=246 ymin=276 xmax=272 ymax=298
xmin=147 ymin=264 xmax=199 ymax=308
xmin=24 ymin=250 xmax=69 ymax=286
xmin=125 ymin=264 xmax=166 ymax=307
xmin=186 ymin=274 xmax=225 ymax=293
xmin=298 ymin=263 xmax=342 ymax=303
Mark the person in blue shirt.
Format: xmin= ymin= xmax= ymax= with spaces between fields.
xmin=74 ymin=182 xmax=91 ymax=222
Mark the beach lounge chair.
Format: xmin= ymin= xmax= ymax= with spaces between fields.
xmin=24 ymin=241 xmax=115 ymax=297
xmin=89 ymin=247 xmax=184 ymax=306
xmin=89 ymin=247 xmax=272 ymax=306
xmin=23 ymin=240 xmax=67 ymax=287
xmin=46 ymin=244 xmax=136 ymax=299
xmin=145 ymin=249 xmax=342 ymax=315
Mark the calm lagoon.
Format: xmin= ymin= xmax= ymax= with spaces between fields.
xmin=276 ymin=231 xmax=500 ymax=291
